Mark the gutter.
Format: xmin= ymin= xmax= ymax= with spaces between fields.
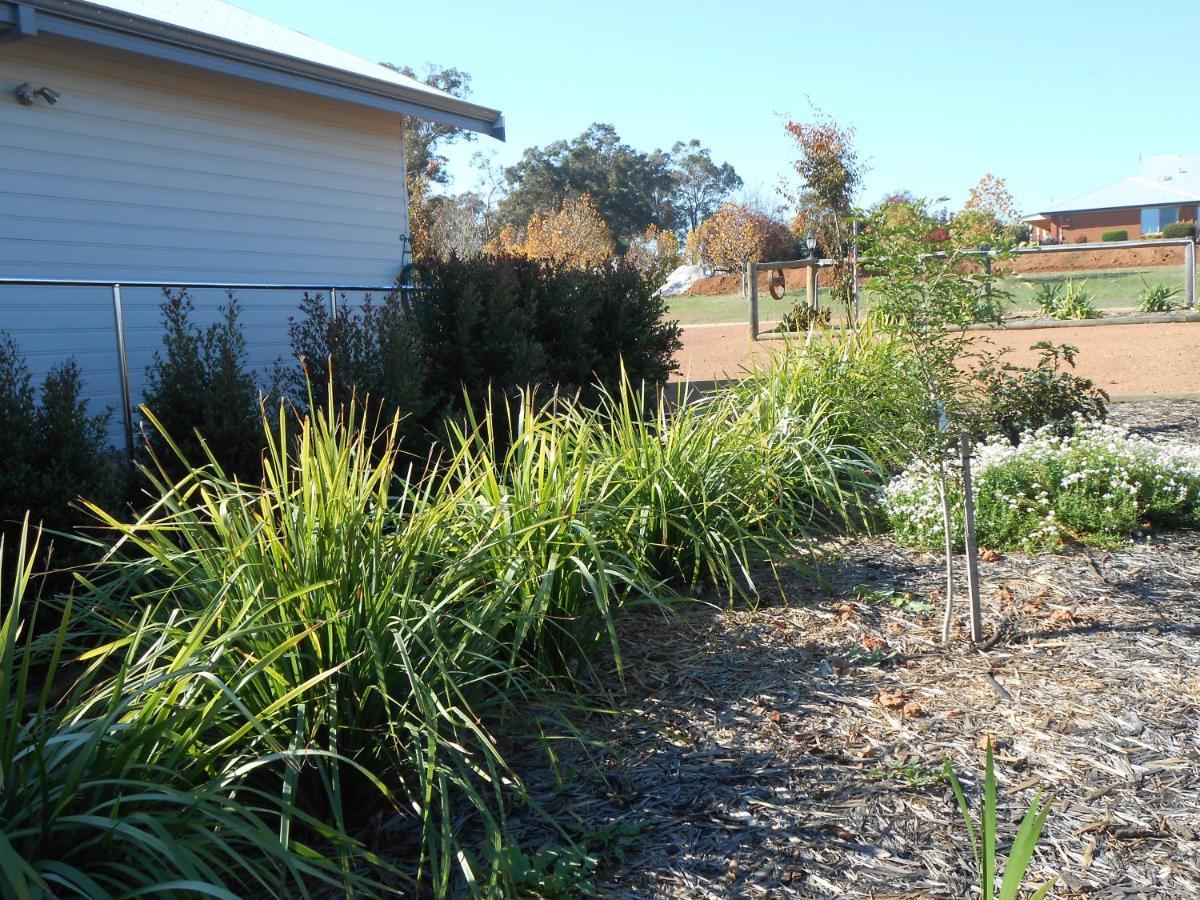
xmin=7 ymin=0 xmax=506 ymax=139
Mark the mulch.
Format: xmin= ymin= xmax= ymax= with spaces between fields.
xmin=506 ymin=402 xmax=1200 ymax=898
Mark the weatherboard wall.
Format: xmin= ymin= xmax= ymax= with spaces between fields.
xmin=0 ymin=34 xmax=409 ymax=444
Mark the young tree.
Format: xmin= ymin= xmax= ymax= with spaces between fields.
xmin=953 ymin=174 xmax=1022 ymax=249
xmin=782 ymin=111 xmax=864 ymax=314
xmin=861 ymin=200 xmax=1009 ymax=642
xmin=669 ymin=139 xmax=743 ymax=235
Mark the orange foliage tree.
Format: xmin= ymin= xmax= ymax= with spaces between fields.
xmin=624 ymin=224 xmax=682 ymax=283
xmin=486 ymin=194 xmax=614 ymax=269
xmin=694 ymin=203 xmax=791 ymax=273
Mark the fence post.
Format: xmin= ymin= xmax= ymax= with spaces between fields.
xmin=960 ymin=431 xmax=983 ymax=642
xmin=805 ymin=263 xmax=818 ymax=313
xmin=748 ymin=262 xmax=759 ymax=341
xmin=1185 ymin=241 xmax=1196 ymax=309
xmin=110 ymin=283 xmax=135 ymax=461
xmin=851 ymin=220 xmax=860 ymax=322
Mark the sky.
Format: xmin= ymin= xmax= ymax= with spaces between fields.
xmin=238 ymin=0 xmax=1200 ymax=216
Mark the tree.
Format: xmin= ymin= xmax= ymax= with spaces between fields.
xmin=426 ymin=192 xmax=489 ymax=259
xmin=669 ymin=140 xmax=743 ymax=235
xmin=384 ymin=63 xmax=476 ymax=262
xmin=861 ymin=201 xmax=1011 ymax=642
xmin=487 ymin=194 xmax=613 ymax=269
xmin=963 ymin=173 xmax=1019 ymax=227
xmin=499 ymin=124 xmax=675 ymax=251
xmin=694 ymin=203 xmax=791 ymax=274
xmin=782 ymin=111 xmax=864 ymax=314
xmin=624 ymin=224 xmax=683 ymax=287
xmin=954 ymin=173 xmax=1023 ymax=249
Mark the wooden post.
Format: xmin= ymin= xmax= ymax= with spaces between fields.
xmin=960 ymin=431 xmax=983 ymax=642
xmin=805 ymin=262 xmax=818 ymax=313
xmin=1185 ymin=240 xmax=1196 ymax=309
xmin=747 ymin=262 xmax=759 ymax=341
xmin=851 ymin=220 xmax=860 ymax=323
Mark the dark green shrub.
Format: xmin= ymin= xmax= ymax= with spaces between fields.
xmin=274 ymin=290 xmax=432 ymax=444
xmin=1100 ymin=229 xmax=1128 ymax=242
xmin=1162 ymin=222 xmax=1197 ymax=240
xmin=0 ymin=332 xmax=116 ymax=563
xmin=277 ymin=256 xmax=682 ymax=444
xmin=969 ymin=341 xmax=1108 ymax=444
xmin=141 ymin=290 xmax=263 ymax=480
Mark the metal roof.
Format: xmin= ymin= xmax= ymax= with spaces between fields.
xmin=1036 ymin=155 xmax=1200 ymax=215
xmin=1 ymin=0 xmax=505 ymax=138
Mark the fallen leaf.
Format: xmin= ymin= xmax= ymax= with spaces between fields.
xmin=877 ymin=688 xmax=906 ymax=710
xmin=980 ymin=548 xmax=1002 ymax=563
xmin=860 ymin=634 xmax=888 ymax=652
xmin=886 ymin=622 xmax=905 ymax=635
xmin=902 ymin=701 xmax=923 ymax=719
xmin=768 ymin=710 xmax=782 ymax=724
xmin=1050 ymin=608 xmax=1075 ymax=626
xmin=835 ymin=602 xmax=857 ymax=622
xmin=832 ymin=656 xmax=852 ymax=675
xmin=996 ymin=585 xmax=1015 ymax=607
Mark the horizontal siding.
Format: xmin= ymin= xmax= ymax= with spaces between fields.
xmin=0 ymin=33 xmax=410 ymax=448
xmin=0 ymin=35 xmax=408 ymax=285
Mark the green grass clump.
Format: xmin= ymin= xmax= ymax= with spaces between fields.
xmin=3 ymin=334 xmax=907 ymax=897
xmin=1031 ymin=279 xmax=1100 ymax=320
xmin=1137 ymin=278 xmax=1182 ymax=312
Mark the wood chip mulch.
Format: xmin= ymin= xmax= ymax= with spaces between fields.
xmin=506 ymin=395 xmax=1200 ymax=900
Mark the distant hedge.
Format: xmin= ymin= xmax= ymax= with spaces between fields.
xmin=1162 ymin=222 xmax=1197 ymax=240
xmin=1101 ymin=229 xmax=1128 ymax=242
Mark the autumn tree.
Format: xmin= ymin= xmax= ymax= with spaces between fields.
xmin=669 ymin=139 xmax=743 ymax=235
xmin=953 ymin=173 xmax=1023 ymax=248
xmin=624 ymin=224 xmax=682 ymax=286
xmin=487 ymin=194 xmax=613 ymax=269
xmin=782 ymin=111 xmax=864 ymax=313
xmin=499 ymin=124 xmax=675 ymax=251
xmin=694 ymin=203 xmax=791 ymax=274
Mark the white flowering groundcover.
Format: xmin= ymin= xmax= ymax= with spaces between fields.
xmin=881 ymin=422 xmax=1200 ymax=552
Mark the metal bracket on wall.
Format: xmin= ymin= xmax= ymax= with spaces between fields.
xmin=0 ymin=4 xmax=38 ymax=44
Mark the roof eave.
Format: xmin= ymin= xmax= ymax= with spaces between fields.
xmin=10 ymin=0 xmax=505 ymax=139
xmin=1036 ymin=199 xmax=1200 ymax=218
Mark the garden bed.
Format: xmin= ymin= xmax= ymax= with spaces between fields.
xmin=508 ymin=404 xmax=1200 ymax=898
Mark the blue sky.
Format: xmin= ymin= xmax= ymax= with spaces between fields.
xmin=239 ymin=0 xmax=1200 ymax=215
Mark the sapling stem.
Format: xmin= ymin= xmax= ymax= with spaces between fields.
xmin=938 ymin=459 xmax=955 ymax=643
xmin=960 ymin=431 xmax=984 ymax=642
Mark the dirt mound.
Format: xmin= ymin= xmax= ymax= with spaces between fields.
xmin=1005 ymin=244 xmax=1183 ymax=274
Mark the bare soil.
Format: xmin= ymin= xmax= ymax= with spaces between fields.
xmin=672 ymin=321 xmax=1200 ymax=396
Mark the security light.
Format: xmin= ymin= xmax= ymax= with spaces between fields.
xmin=14 ymin=83 xmax=59 ymax=105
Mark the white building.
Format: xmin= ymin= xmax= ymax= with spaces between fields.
xmin=0 ymin=0 xmax=504 ymax=450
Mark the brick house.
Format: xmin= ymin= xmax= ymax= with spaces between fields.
xmin=1026 ymin=155 xmax=1200 ymax=243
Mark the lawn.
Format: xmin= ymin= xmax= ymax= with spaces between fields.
xmin=668 ymin=266 xmax=1193 ymax=326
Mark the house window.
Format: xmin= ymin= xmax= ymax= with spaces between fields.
xmin=1141 ymin=206 xmax=1178 ymax=234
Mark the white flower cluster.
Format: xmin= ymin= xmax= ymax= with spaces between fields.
xmin=881 ymin=421 xmax=1200 ymax=551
